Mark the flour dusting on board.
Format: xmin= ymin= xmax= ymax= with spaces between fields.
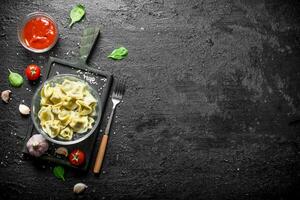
xmin=75 ymin=70 xmax=98 ymax=85
xmin=83 ymin=74 xmax=98 ymax=85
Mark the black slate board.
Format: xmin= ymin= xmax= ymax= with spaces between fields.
xmin=22 ymin=27 xmax=113 ymax=171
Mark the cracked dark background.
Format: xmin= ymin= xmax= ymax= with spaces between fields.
xmin=0 ymin=0 xmax=300 ymax=199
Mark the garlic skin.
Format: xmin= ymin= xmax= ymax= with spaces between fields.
xmin=1 ymin=90 xmax=11 ymax=103
xmin=73 ymin=183 xmax=88 ymax=194
xmin=19 ymin=104 xmax=30 ymax=115
xmin=26 ymin=134 xmax=49 ymax=157
xmin=55 ymin=147 xmax=68 ymax=157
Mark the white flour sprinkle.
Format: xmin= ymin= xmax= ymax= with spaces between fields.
xmin=83 ymin=74 xmax=98 ymax=85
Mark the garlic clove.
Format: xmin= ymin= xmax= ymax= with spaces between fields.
xmin=1 ymin=90 xmax=12 ymax=103
xmin=19 ymin=104 xmax=30 ymax=115
xmin=73 ymin=183 xmax=88 ymax=194
xmin=55 ymin=147 xmax=68 ymax=157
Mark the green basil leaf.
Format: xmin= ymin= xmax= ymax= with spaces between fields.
xmin=8 ymin=69 xmax=23 ymax=87
xmin=69 ymin=4 xmax=85 ymax=28
xmin=53 ymin=166 xmax=65 ymax=181
xmin=108 ymin=47 xmax=128 ymax=60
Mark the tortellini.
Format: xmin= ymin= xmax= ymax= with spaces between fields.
xmin=38 ymin=79 xmax=97 ymax=140
xmin=59 ymin=127 xmax=73 ymax=140
xmin=69 ymin=115 xmax=89 ymax=133
xmin=38 ymin=106 xmax=54 ymax=125
xmin=42 ymin=120 xmax=61 ymax=138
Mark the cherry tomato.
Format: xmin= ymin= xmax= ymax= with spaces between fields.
xmin=68 ymin=149 xmax=85 ymax=166
xmin=25 ymin=64 xmax=41 ymax=81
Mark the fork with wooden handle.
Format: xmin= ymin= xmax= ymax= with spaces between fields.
xmin=93 ymin=79 xmax=125 ymax=174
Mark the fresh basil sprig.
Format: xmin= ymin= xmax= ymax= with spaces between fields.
xmin=8 ymin=69 xmax=23 ymax=87
xmin=53 ymin=166 xmax=65 ymax=181
xmin=69 ymin=4 xmax=85 ymax=28
xmin=108 ymin=47 xmax=128 ymax=60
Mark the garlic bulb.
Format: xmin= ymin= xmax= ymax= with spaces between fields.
xmin=26 ymin=134 xmax=49 ymax=157
xmin=73 ymin=183 xmax=88 ymax=194
xmin=1 ymin=90 xmax=11 ymax=103
xmin=19 ymin=104 xmax=30 ymax=115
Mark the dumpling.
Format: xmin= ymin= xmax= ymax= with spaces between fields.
xmin=89 ymin=103 xmax=97 ymax=116
xmin=58 ymin=110 xmax=72 ymax=126
xmin=76 ymin=100 xmax=93 ymax=115
xmin=87 ymin=117 xmax=95 ymax=129
xmin=40 ymin=97 xmax=52 ymax=106
xmin=62 ymin=96 xmax=78 ymax=110
xmin=50 ymin=87 xmax=65 ymax=105
xmin=82 ymin=92 xmax=97 ymax=105
xmin=41 ymin=83 xmax=53 ymax=98
xmin=61 ymin=80 xmax=74 ymax=93
xmin=38 ymin=106 xmax=54 ymax=125
xmin=51 ymin=102 xmax=63 ymax=115
xmin=66 ymin=82 xmax=86 ymax=99
xmin=69 ymin=114 xmax=89 ymax=133
xmin=42 ymin=120 xmax=61 ymax=138
xmin=58 ymin=127 xmax=73 ymax=140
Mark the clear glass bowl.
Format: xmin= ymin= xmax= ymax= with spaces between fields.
xmin=31 ymin=74 xmax=101 ymax=145
xmin=17 ymin=12 xmax=59 ymax=53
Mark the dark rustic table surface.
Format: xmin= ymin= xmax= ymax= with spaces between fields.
xmin=0 ymin=0 xmax=300 ymax=199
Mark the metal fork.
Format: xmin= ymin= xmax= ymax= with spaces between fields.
xmin=93 ymin=79 xmax=125 ymax=174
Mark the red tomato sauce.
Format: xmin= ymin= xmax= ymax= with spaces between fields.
xmin=22 ymin=16 xmax=57 ymax=49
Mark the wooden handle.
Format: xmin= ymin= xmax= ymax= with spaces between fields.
xmin=93 ymin=134 xmax=108 ymax=174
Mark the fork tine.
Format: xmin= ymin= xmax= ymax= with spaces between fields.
xmin=117 ymin=79 xmax=124 ymax=96
xmin=117 ymin=80 xmax=123 ymax=94
xmin=120 ymin=79 xmax=126 ymax=95
xmin=112 ymin=78 xmax=125 ymax=99
xmin=113 ymin=80 xmax=121 ymax=95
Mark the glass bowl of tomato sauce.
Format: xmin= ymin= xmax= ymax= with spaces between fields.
xmin=18 ymin=12 xmax=58 ymax=53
